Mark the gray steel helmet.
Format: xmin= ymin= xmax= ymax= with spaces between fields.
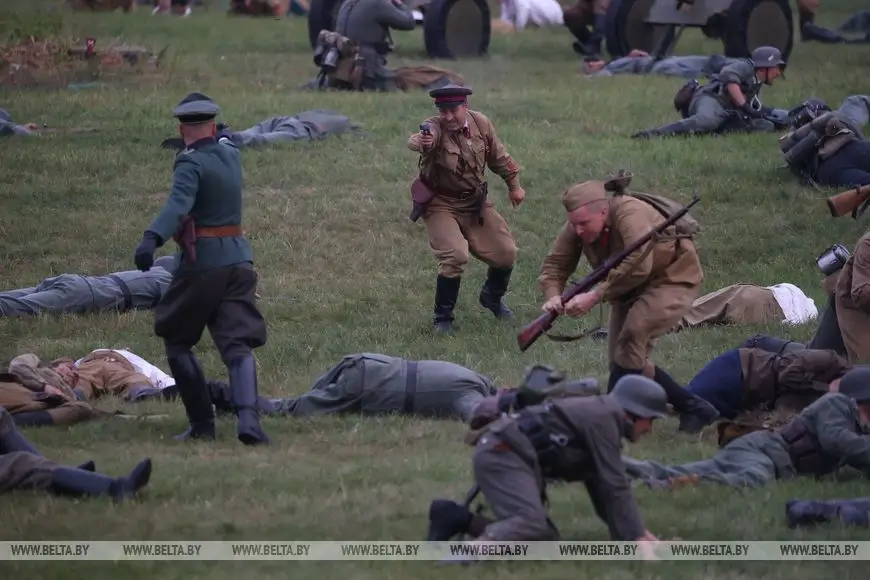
xmin=609 ymin=375 xmax=668 ymax=419
xmin=838 ymin=367 xmax=870 ymax=403
xmin=751 ymin=46 xmax=785 ymax=69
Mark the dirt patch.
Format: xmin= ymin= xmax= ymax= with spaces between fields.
xmin=0 ymin=36 xmax=168 ymax=88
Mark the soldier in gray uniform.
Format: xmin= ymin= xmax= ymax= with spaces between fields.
xmin=425 ymin=375 xmax=666 ymax=555
xmin=622 ymin=366 xmax=870 ymax=489
xmin=228 ymin=111 xmax=366 ymax=148
xmin=335 ymin=0 xmax=416 ymax=91
xmin=0 ymin=407 xmax=152 ymax=500
xmin=134 ymin=93 xmax=269 ymax=446
xmin=252 ymin=353 xmax=497 ymax=421
xmin=632 ymin=46 xmax=788 ymax=139
xmin=0 ymin=256 xmax=176 ymax=317
xmin=586 ymin=53 xmax=740 ymax=79
xmin=0 ymin=108 xmax=35 ymax=136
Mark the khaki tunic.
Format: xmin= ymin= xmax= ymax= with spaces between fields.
xmin=407 ymin=111 xmax=520 ymax=277
xmin=738 ymin=348 xmax=851 ymax=414
xmin=472 ymin=395 xmax=645 ymax=541
xmin=674 ymin=284 xmax=782 ymax=331
xmin=72 ymin=351 xmax=154 ymax=400
xmin=835 ymin=232 xmax=870 ymax=364
xmin=538 ymin=195 xmax=703 ymax=373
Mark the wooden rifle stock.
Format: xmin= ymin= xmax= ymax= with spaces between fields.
xmin=516 ymin=195 xmax=701 ymax=352
xmin=827 ymin=184 xmax=870 ymax=218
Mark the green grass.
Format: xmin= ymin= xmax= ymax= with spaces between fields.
xmin=2 ymin=0 xmax=870 ymax=578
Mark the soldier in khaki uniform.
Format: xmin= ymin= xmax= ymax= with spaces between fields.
xmin=623 ymin=366 xmax=870 ymax=489
xmin=537 ymin=178 xmax=718 ymax=431
xmin=0 ymin=407 xmax=151 ymax=499
xmin=425 ymin=375 xmax=665 ymax=559
xmin=679 ymin=347 xmax=851 ymax=433
xmin=0 ymin=355 xmax=105 ymax=428
xmin=833 ymin=230 xmax=870 ymax=364
xmin=407 ymin=85 xmax=526 ymax=334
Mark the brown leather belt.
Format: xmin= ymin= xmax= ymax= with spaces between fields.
xmin=195 ymin=225 xmax=244 ymax=238
xmin=441 ymin=189 xmax=479 ymax=200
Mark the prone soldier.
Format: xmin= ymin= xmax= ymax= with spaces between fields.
xmin=780 ymin=96 xmax=869 ymax=192
xmin=632 ymin=46 xmax=787 ymax=139
xmin=0 ymin=407 xmax=151 ymax=499
xmin=407 ymin=85 xmax=526 ymax=334
xmin=425 ymin=375 xmax=666 ymax=559
xmin=133 ymin=92 xmax=270 ymax=445
xmin=537 ymin=173 xmax=719 ymax=431
xmin=623 ymin=366 xmax=870 ymax=489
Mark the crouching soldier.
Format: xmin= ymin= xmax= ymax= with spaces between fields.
xmin=0 ymin=407 xmax=152 ymax=499
xmin=425 ymin=375 xmax=666 ymax=558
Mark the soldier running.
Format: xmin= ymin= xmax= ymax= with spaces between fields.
xmin=537 ymin=175 xmax=719 ymax=431
xmin=623 ymin=366 xmax=870 ymax=488
xmin=0 ymin=407 xmax=151 ymax=499
xmin=425 ymin=375 xmax=665 ymax=559
xmin=133 ymin=92 xmax=269 ymax=445
xmin=407 ymin=84 xmax=526 ymax=334
xmin=632 ymin=46 xmax=787 ymax=138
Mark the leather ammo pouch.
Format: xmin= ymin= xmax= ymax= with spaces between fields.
xmin=673 ymin=79 xmax=699 ymax=118
xmin=779 ymin=418 xmax=825 ymax=475
xmin=409 ymin=176 xmax=437 ymax=222
xmin=817 ymin=118 xmax=858 ymax=160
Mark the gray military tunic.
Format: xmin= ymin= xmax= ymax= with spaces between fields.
xmin=837 ymin=95 xmax=870 ymax=129
xmin=263 ymin=353 xmax=497 ymax=422
xmin=230 ymin=111 xmax=365 ymax=148
xmin=622 ymin=393 xmax=870 ymax=488
xmin=0 ymin=264 xmax=174 ymax=317
xmin=672 ymin=59 xmax=784 ymax=134
xmin=592 ymin=54 xmax=740 ymax=79
xmin=335 ymin=0 xmax=415 ymax=90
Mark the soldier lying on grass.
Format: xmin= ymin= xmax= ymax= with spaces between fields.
xmin=622 ymin=367 xmax=870 ymax=489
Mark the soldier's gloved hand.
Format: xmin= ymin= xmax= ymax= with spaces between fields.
xmin=134 ymin=231 xmax=161 ymax=272
xmin=741 ymin=102 xmax=762 ymax=119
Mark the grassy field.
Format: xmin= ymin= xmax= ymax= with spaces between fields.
xmin=1 ymin=0 xmax=870 ymax=578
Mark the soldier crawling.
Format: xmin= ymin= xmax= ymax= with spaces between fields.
xmin=425 ymin=374 xmax=666 ymax=560
xmin=632 ymin=46 xmax=788 ymax=139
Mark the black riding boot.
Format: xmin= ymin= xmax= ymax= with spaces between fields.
xmin=606 ymin=364 xmax=639 ymax=394
xmin=167 ymin=353 xmax=215 ymax=441
xmin=651 ymin=366 xmax=720 ymax=433
xmin=228 ymin=355 xmax=270 ymax=445
xmin=434 ymin=275 xmax=461 ymax=334
xmin=479 ymin=266 xmax=514 ymax=319
xmin=1 ymin=415 xmax=95 ymax=470
xmin=49 ymin=458 xmax=152 ymax=501
xmin=426 ymin=499 xmax=494 ymax=540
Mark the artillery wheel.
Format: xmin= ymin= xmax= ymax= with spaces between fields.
xmin=307 ymin=0 xmax=341 ymax=48
xmin=722 ymin=0 xmax=794 ymax=62
xmin=604 ymin=0 xmax=672 ymax=58
xmin=423 ymin=0 xmax=490 ymax=59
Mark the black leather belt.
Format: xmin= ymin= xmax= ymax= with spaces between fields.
xmin=404 ymin=361 xmax=418 ymax=413
xmin=109 ymin=275 xmax=133 ymax=311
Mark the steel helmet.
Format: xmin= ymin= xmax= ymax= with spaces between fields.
xmin=609 ymin=375 xmax=668 ymax=419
